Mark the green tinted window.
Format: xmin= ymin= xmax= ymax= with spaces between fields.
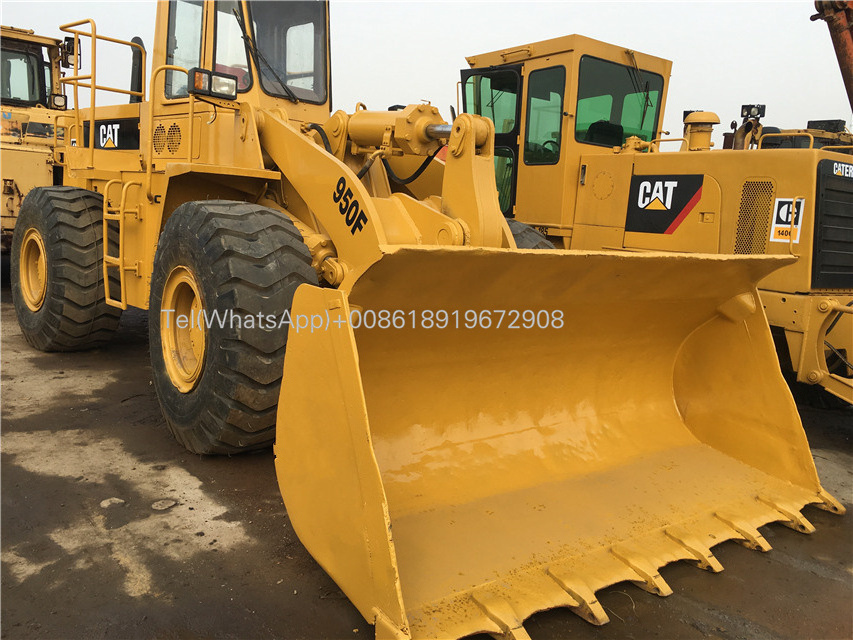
xmin=464 ymin=71 xmax=518 ymax=134
xmin=524 ymin=66 xmax=565 ymax=165
xmin=494 ymin=147 xmax=514 ymax=214
xmin=575 ymin=56 xmax=663 ymax=147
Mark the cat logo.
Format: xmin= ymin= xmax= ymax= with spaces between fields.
xmin=637 ymin=180 xmax=678 ymax=210
xmin=625 ymin=174 xmax=705 ymax=235
xmin=99 ymin=123 xmax=120 ymax=149
xmin=769 ymin=198 xmax=804 ymax=243
xmin=833 ymin=162 xmax=853 ymax=178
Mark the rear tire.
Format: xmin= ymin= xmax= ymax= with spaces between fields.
xmin=148 ymin=201 xmax=317 ymax=454
xmin=507 ymin=219 xmax=555 ymax=249
xmin=10 ymin=187 xmax=121 ymax=351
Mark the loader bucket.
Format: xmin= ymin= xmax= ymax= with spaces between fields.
xmin=274 ymin=247 xmax=842 ymax=640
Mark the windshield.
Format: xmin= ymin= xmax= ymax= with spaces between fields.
xmin=575 ymin=55 xmax=663 ymax=147
xmin=1 ymin=46 xmax=49 ymax=107
xmin=248 ymin=1 xmax=327 ymax=104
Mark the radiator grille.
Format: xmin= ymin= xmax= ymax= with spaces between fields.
xmin=813 ymin=160 xmax=853 ymax=289
xmin=734 ymin=180 xmax=775 ymax=254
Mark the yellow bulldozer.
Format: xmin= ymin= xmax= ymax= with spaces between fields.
xmin=1 ymin=25 xmax=70 ymax=252
xmin=9 ymin=2 xmax=844 ymax=639
xmin=460 ymin=33 xmax=853 ymax=405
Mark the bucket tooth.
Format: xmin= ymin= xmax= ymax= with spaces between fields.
xmin=715 ymin=513 xmax=772 ymax=552
xmin=757 ymin=496 xmax=816 ymax=534
xmin=816 ymin=489 xmax=846 ymax=515
xmin=664 ymin=528 xmax=724 ymax=573
xmin=374 ymin=610 xmax=410 ymax=640
xmin=546 ymin=568 xmax=610 ymax=626
xmin=610 ymin=547 xmax=673 ymax=596
xmin=471 ymin=591 xmax=532 ymax=640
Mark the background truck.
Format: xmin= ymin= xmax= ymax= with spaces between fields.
xmin=460 ymin=33 xmax=853 ymax=405
xmin=1 ymin=25 xmax=69 ymax=251
xmin=9 ymin=2 xmax=844 ymax=639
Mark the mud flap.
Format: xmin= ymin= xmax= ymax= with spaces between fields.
xmin=274 ymin=247 xmax=843 ymax=640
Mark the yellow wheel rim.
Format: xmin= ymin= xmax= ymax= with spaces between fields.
xmin=20 ymin=228 xmax=47 ymax=312
xmin=161 ymin=265 xmax=206 ymax=393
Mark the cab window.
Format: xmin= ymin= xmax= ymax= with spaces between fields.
xmin=165 ymin=0 xmax=204 ymax=98
xmin=214 ymin=1 xmax=252 ymax=91
xmin=1 ymin=48 xmax=46 ymax=106
xmin=494 ymin=148 xmax=514 ymax=212
xmin=249 ymin=1 xmax=327 ymax=103
xmin=464 ymin=71 xmax=519 ymax=134
xmin=575 ymin=55 xmax=663 ymax=147
xmin=523 ymin=66 xmax=565 ymax=165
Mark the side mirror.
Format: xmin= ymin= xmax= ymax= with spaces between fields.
xmin=60 ymin=36 xmax=79 ymax=69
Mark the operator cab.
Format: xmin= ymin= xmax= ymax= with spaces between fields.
xmin=461 ymin=35 xmax=671 ymax=224
xmin=163 ymin=0 xmax=328 ymax=111
xmin=0 ymin=30 xmax=64 ymax=112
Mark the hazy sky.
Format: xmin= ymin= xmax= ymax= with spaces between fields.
xmin=1 ymin=0 xmax=848 ymax=147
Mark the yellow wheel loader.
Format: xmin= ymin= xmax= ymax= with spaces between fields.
xmin=460 ymin=34 xmax=853 ymax=406
xmin=9 ymin=2 xmax=844 ymax=639
xmin=1 ymin=26 xmax=70 ymax=252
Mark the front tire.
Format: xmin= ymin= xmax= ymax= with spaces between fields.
xmin=10 ymin=187 xmax=121 ymax=351
xmin=148 ymin=201 xmax=317 ymax=454
xmin=507 ymin=219 xmax=555 ymax=249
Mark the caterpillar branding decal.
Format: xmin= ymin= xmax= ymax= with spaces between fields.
xmin=833 ymin=162 xmax=853 ymax=178
xmin=769 ymin=198 xmax=805 ymax=243
xmin=625 ymin=174 xmax=704 ymax=234
xmin=81 ymin=118 xmax=140 ymax=150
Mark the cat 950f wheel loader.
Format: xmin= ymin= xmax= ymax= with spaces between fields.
xmin=10 ymin=2 xmax=843 ymax=639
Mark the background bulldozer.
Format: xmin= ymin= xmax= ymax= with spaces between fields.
xmin=1 ymin=26 xmax=70 ymax=252
xmin=8 ymin=1 xmax=844 ymax=639
xmin=460 ymin=31 xmax=853 ymax=405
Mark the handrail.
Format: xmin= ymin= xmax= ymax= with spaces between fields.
xmin=52 ymin=113 xmax=75 ymax=164
xmin=59 ymin=19 xmax=147 ymax=168
xmin=787 ymin=196 xmax=802 ymax=256
xmin=758 ymin=131 xmax=815 ymax=149
xmin=647 ymin=137 xmax=687 ymax=153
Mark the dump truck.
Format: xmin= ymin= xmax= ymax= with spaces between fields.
xmin=1 ymin=25 xmax=69 ymax=251
xmin=460 ymin=33 xmax=853 ymax=405
xmin=9 ymin=2 xmax=844 ymax=639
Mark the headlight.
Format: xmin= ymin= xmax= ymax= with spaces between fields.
xmin=188 ymin=68 xmax=238 ymax=101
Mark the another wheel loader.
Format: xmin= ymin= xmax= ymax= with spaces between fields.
xmin=1 ymin=26 xmax=70 ymax=251
xmin=10 ymin=2 xmax=844 ymax=639
xmin=460 ymin=33 xmax=853 ymax=406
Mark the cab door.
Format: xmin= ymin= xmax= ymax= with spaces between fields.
xmin=461 ymin=65 xmax=521 ymax=217
xmin=513 ymin=64 xmax=568 ymax=228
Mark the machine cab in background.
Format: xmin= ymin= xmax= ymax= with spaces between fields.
xmin=461 ymin=35 xmax=672 ymax=239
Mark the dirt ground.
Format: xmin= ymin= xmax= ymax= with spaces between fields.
xmin=2 ymin=279 xmax=851 ymax=640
